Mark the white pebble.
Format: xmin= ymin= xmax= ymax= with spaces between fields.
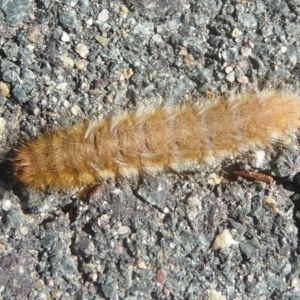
xmin=265 ymin=196 xmax=276 ymax=207
xmin=61 ymin=31 xmax=70 ymax=42
xmin=137 ymin=260 xmax=147 ymax=269
xmin=152 ymin=34 xmax=164 ymax=44
xmin=60 ymin=54 xmax=74 ymax=67
xmin=118 ymin=226 xmax=131 ymax=235
xmin=281 ymin=46 xmax=287 ymax=53
xmin=241 ymin=46 xmax=252 ymax=57
xmin=75 ymin=43 xmax=89 ymax=58
xmin=2 ymin=200 xmax=11 ymax=211
xmin=232 ymin=28 xmax=242 ymax=37
xmin=285 ymin=223 xmax=296 ymax=235
xmin=212 ymin=229 xmax=239 ymax=250
xmin=0 ymin=118 xmax=6 ymax=135
xmin=205 ymin=289 xmax=226 ymax=300
xmin=163 ymin=207 xmax=169 ymax=214
xmin=225 ymin=72 xmax=235 ymax=82
xmin=70 ymin=104 xmax=82 ymax=116
xmin=62 ymin=100 xmax=70 ymax=108
xmin=38 ymin=292 xmax=47 ymax=300
xmin=249 ymin=150 xmax=266 ymax=168
xmin=86 ymin=18 xmax=93 ymax=26
xmin=20 ymin=226 xmax=29 ymax=235
xmin=237 ymin=75 xmax=249 ymax=84
xmin=56 ymin=82 xmax=68 ymax=91
xmin=225 ymin=66 xmax=233 ymax=74
xmin=98 ymin=9 xmax=109 ymax=22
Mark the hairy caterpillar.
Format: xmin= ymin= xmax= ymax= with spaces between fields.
xmin=13 ymin=90 xmax=300 ymax=191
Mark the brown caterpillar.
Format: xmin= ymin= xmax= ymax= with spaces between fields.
xmin=13 ymin=90 xmax=300 ymax=191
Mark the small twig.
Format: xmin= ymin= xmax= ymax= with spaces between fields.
xmin=234 ymin=170 xmax=273 ymax=184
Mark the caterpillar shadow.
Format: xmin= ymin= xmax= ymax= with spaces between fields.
xmin=0 ymin=149 xmax=15 ymax=190
xmin=0 ymin=150 xmax=37 ymax=212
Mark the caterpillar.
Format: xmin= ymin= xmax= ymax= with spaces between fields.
xmin=13 ymin=90 xmax=300 ymax=191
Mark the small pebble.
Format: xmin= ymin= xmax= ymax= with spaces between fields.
xmin=238 ymin=61 xmax=248 ymax=70
xmin=121 ymin=5 xmax=129 ymax=14
xmin=117 ymin=226 xmax=131 ymax=235
xmin=27 ymin=27 xmax=40 ymax=43
xmin=205 ymin=289 xmax=226 ymax=300
xmin=75 ymin=59 xmax=86 ymax=71
xmin=281 ymin=46 xmax=287 ymax=53
xmin=98 ymin=9 xmax=109 ymax=22
xmin=163 ymin=288 xmax=170 ymax=296
xmin=249 ymin=150 xmax=266 ymax=168
xmin=225 ymin=72 xmax=235 ymax=82
xmin=2 ymin=0 xmax=31 ymax=24
xmin=86 ymin=18 xmax=93 ymax=26
xmin=0 ymin=118 xmax=6 ymax=135
xmin=179 ymin=48 xmax=187 ymax=56
xmin=51 ymin=289 xmax=63 ymax=298
xmin=237 ymin=75 xmax=249 ymax=84
xmin=123 ymin=68 xmax=134 ymax=79
xmin=38 ymin=292 xmax=47 ymax=300
xmin=20 ymin=226 xmax=29 ymax=235
xmin=241 ymin=46 xmax=252 ymax=57
xmin=285 ymin=223 xmax=296 ymax=235
xmin=95 ymin=35 xmax=109 ymax=45
xmin=261 ymin=25 xmax=273 ymax=38
xmin=248 ymin=40 xmax=255 ymax=48
xmin=115 ymin=245 xmax=123 ymax=254
xmin=156 ymin=268 xmax=167 ymax=282
xmin=56 ymin=82 xmax=69 ymax=91
xmin=264 ymin=196 xmax=276 ymax=207
xmin=61 ymin=31 xmax=70 ymax=42
xmin=232 ymin=28 xmax=242 ymax=37
xmin=2 ymin=200 xmax=11 ymax=211
xmin=60 ymin=54 xmax=74 ymax=67
xmin=212 ymin=229 xmax=239 ymax=250
xmin=0 ymin=82 xmax=10 ymax=97
xmin=225 ymin=66 xmax=233 ymax=74
xmin=152 ymin=34 xmax=164 ymax=44
xmin=70 ymin=104 xmax=82 ymax=116
xmin=35 ymin=279 xmax=44 ymax=288
xmin=59 ymin=10 xmax=78 ymax=29
xmin=137 ymin=260 xmax=147 ymax=269
xmin=12 ymin=84 xmax=28 ymax=103
xmin=183 ymin=54 xmax=194 ymax=66
xmin=75 ymin=43 xmax=89 ymax=58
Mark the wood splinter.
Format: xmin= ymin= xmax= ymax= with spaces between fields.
xmin=234 ymin=170 xmax=273 ymax=184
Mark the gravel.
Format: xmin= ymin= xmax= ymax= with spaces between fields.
xmin=1 ymin=0 xmax=300 ymax=299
